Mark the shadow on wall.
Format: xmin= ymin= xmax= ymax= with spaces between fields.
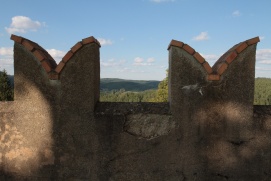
xmin=2 ymin=34 xmax=270 ymax=180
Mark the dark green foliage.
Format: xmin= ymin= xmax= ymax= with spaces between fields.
xmin=3 ymin=74 xmax=271 ymax=104
xmin=153 ymin=70 xmax=168 ymax=102
xmin=100 ymin=89 xmax=157 ymax=102
xmin=0 ymin=70 xmax=13 ymax=101
xmin=254 ymin=78 xmax=271 ymax=105
xmin=101 ymin=78 xmax=160 ymax=91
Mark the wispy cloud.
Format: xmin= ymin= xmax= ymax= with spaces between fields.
xmin=0 ymin=47 xmax=13 ymax=72
xmin=200 ymin=53 xmax=219 ymax=65
xmin=101 ymin=59 xmax=126 ymax=67
xmin=5 ymin=16 xmax=44 ymax=34
xmin=133 ymin=57 xmax=155 ymax=66
xmin=0 ymin=47 xmax=13 ymax=56
xmin=257 ymin=49 xmax=271 ymax=64
xmin=260 ymin=36 xmax=265 ymax=40
xmin=192 ymin=32 xmax=209 ymax=41
xmin=150 ymin=0 xmax=175 ymax=3
xmin=97 ymin=38 xmax=113 ymax=46
xmin=46 ymin=49 xmax=66 ymax=63
xmin=232 ymin=10 xmax=241 ymax=17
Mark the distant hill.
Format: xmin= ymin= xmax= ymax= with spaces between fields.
xmin=6 ymin=76 xmax=159 ymax=92
xmin=100 ymin=78 xmax=160 ymax=91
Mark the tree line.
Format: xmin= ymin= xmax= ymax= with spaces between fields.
xmin=0 ymin=69 xmax=13 ymax=101
xmin=1 ymin=69 xmax=271 ymax=105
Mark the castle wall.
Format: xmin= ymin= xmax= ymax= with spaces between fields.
xmin=1 ymin=35 xmax=271 ymax=180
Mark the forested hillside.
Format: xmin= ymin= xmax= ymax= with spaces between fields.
xmin=100 ymin=78 xmax=159 ymax=91
xmin=2 ymin=74 xmax=271 ymax=105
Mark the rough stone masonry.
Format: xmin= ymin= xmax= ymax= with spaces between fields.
xmin=1 ymin=34 xmax=271 ymax=181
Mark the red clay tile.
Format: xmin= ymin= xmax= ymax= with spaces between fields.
xmin=202 ymin=62 xmax=213 ymax=74
xmin=10 ymin=34 xmax=23 ymax=43
xmin=225 ymin=51 xmax=238 ymax=64
xmin=207 ymin=74 xmax=220 ymax=81
xmin=235 ymin=42 xmax=248 ymax=54
xmin=41 ymin=60 xmax=52 ymax=72
xmin=246 ymin=37 xmax=260 ymax=45
xmin=71 ymin=42 xmax=83 ymax=53
xmin=22 ymin=40 xmax=35 ymax=51
xmin=82 ymin=36 xmax=95 ymax=45
xmin=55 ymin=61 xmax=65 ymax=73
xmin=193 ymin=52 xmax=205 ymax=64
xmin=167 ymin=40 xmax=184 ymax=50
xmin=217 ymin=63 xmax=228 ymax=75
xmin=62 ymin=51 xmax=73 ymax=63
xmin=33 ymin=50 xmax=46 ymax=61
xmin=49 ymin=73 xmax=59 ymax=80
xmin=183 ymin=44 xmax=195 ymax=55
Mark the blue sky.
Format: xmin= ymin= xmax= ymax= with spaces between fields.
xmin=0 ymin=0 xmax=271 ymax=80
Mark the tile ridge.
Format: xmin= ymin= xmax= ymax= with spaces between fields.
xmin=10 ymin=34 xmax=57 ymax=73
xmin=168 ymin=39 xmax=213 ymax=74
xmin=212 ymin=36 xmax=260 ymax=76
xmin=54 ymin=36 xmax=101 ymax=79
xmin=168 ymin=37 xmax=260 ymax=81
xmin=11 ymin=35 xmax=100 ymax=80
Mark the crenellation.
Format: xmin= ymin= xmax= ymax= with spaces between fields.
xmin=1 ymin=35 xmax=270 ymax=180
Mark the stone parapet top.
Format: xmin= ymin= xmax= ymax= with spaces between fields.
xmin=10 ymin=34 xmax=100 ymax=80
xmin=168 ymin=36 xmax=260 ymax=81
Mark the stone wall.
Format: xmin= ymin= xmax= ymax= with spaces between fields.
xmin=1 ymin=35 xmax=270 ymax=180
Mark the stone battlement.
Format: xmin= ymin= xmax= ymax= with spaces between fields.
xmin=1 ymin=35 xmax=270 ymax=181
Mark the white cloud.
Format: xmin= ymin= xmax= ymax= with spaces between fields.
xmin=192 ymin=32 xmax=209 ymax=41
xmin=260 ymin=36 xmax=265 ymax=40
xmin=257 ymin=49 xmax=271 ymax=64
xmin=97 ymin=38 xmax=113 ymax=46
xmin=133 ymin=57 xmax=155 ymax=66
xmin=46 ymin=49 xmax=66 ymax=63
xmin=150 ymin=0 xmax=175 ymax=3
xmin=101 ymin=59 xmax=126 ymax=67
xmin=232 ymin=10 xmax=241 ymax=17
xmin=5 ymin=16 xmax=43 ymax=34
xmin=256 ymin=67 xmax=271 ymax=71
xmin=147 ymin=57 xmax=155 ymax=63
xmin=134 ymin=57 xmax=144 ymax=63
xmin=0 ymin=47 xmax=14 ymax=73
xmin=117 ymin=67 xmax=132 ymax=72
xmin=0 ymin=47 xmax=13 ymax=56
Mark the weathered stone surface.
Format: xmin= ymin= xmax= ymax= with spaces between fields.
xmin=1 ymin=36 xmax=269 ymax=180
xmin=124 ymin=113 xmax=174 ymax=139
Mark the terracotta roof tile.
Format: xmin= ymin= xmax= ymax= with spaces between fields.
xmin=183 ymin=44 xmax=195 ymax=55
xmin=22 ymin=40 xmax=35 ymax=51
xmin=202 ymin=62 xmax=213 ymax=74
xmin=208 ymin=74 xmax=220 ymax=81
xmin=236 ymin=42 xmax=248 ymax=54
xmin=246 ymin=37 xmax=260 ymax=45
xmin=10 ymin=34 xmax=23 ymax=43
xmin=10 ymin=34 xmax=100 ymax=80
xmin=82 ymin=36 xmax=101 ymax=47
xmin=41 ymin=60 xmax=52 ymax=72
xmin=168 ymin=36 xmax=260 ymax=81
xmin=71 ymin=42 xmax=83 ymax=53
xmin=193 ymin=52 xmax=205 ymax=64
xmin=62 ymin=51 xmax=73 ymax=63
xmin=33 ymin=50 xmax=46 ymax=61
xmin=48 ymin=72 xmax=59 ymax=80
xmin=55 ymin=61 xmax=65 ymax=73
xmin=217 ymin=62 xmax=228 ymax=75
xmin=225 ymin=51 xmax=238 ymax=64
xmin=167 ymin=40 xmax=184 ymax=50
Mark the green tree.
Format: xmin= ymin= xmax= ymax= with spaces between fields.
xmin=153 ymin=69 xmax=168 ymax=102
xmin=0 ymin=69 xmax=13 ymax=101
